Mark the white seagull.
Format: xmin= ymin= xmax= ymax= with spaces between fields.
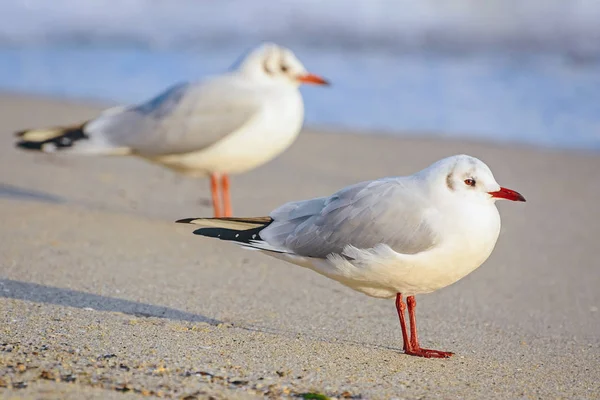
xmin=15 ymin=43 xmax=329 ymax=217
xmin=177 ymin=155 xmax=526 ymax=358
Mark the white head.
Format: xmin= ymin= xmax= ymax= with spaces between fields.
xmin=419 ymin=155 xmax=526 ymax=205
xmin=234 ymin=43 xmax=329 ymax=87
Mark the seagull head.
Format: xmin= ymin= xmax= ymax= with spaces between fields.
xmin=422 ymin=155 xmax=526 ymax=204
xmin=234 ymin=43 xmax=329 ymax=87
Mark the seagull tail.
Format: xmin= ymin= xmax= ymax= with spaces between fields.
xmin=15 ymin=105 xmax=131 ymax=155
xmin=176 ymin=216 xmax=286 ymax=252
xmin=15 ymin=123 xmax=90 ymax=153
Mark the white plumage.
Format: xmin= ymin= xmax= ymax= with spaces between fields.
xmin=178 ymin=155 xmax=526 ymax=358
xmin=16 ymin=43 xmax=329 ymax=217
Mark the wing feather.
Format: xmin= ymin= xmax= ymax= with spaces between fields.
xmin=85 ymin=78 xmax=262 ymax=156
xmin=260 ymin=178 xmax=438 ymax=258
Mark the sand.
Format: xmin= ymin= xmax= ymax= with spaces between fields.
xmin=0 ymin=93 xmax=599 ymax=399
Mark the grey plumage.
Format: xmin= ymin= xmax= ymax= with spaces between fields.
xmin=83 ymin=78 xmax=261 ymax=156
xmin=260 ymin=178 xmax=438 ymax=258
xmin=15 ymin=77 xmax=263 ymax=156
xmin=179 ymin=177 xmax=439 ymax=259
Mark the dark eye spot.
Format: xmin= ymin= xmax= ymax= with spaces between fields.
xmin=263 ymin=62 xmax=273 ymax=75
xmin=464 ymin=178 xmax=476 ymax=187
xmin=446 ymin=173 xmax=455 ymax=190
xmin=280 ymin=64 xmax=289 ymax=72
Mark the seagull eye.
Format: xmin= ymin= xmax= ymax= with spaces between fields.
xmin=280 ymin=64 xmax=289 ymax=72
xmin=464 ymin=178 xmax=476 ymax=187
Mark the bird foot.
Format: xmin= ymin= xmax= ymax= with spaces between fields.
xmin=404 ymin=347 xmax=454 ymax=358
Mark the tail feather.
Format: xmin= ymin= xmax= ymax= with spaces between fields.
xmin=177 ymin=216 xmax=275 ymax=246
xmin=177 ymin=217 xmax=272 ymax=231
xmin=16 ymin=123 xmax=88 ymax=152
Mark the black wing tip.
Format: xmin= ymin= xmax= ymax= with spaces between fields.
xmin=192 ymin=227 xmax=209 ymax=235
xmin=16 ymin=140 xmax=45 ymax=151
xmin=176 ymin=218 xmax=200 ymax=224
xmin=192 ymin=227 xmax=225 ymax=238
xmin=14 ymin=126 xmax=88 ymax=152
xmin=192 ymin=226 xmax=265 ymax=243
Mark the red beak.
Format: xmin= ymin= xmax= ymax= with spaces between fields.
xmin=488 ymin=187 xmax=526 ymax=202
xmin=297 ymin=73 xmax=330 ymax=86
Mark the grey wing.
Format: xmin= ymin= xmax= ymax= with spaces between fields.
xmin=84 ymin=79 xmax=262 ymax=156
xmin=260 ymin=178 xmax=438 ymax=258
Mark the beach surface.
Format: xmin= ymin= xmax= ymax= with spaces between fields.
xmin=0 ymin=94 xmax=599 ymax=399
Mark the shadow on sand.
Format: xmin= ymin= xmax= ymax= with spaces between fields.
xmin=1 ymin=279 xmax=401 ymax=353
xmin=0 ymin=279 xmax=220 ymax=325
xmin=0 ymin=183 xmax=65 ymax=204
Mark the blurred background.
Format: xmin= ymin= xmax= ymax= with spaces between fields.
xmin=1 ymin=0 xmax=599 ymax=150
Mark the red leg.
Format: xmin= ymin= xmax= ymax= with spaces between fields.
xmin=221 ymin=174 xmax=232 ymax=217
xmin=407 ymin=295 xmax=420 ymax=350
xmin=405 ymin=295 xmax=454 ymax=358
xmin=210 ymin=173 xmax=222 ymax=218
xmin=395 ymin=293 xmax=411 ymax=352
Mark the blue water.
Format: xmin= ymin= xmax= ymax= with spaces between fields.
xmin=1 ymin=0 xmax=600 ymax=150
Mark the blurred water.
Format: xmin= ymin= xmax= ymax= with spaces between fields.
xmin=3 ymin=0 xmax=600 ymax=56
xmin=0 ymin=0 xmax=599 ymax=149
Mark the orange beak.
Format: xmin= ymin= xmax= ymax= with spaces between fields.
xmin=297 ymin=73 xmax=330 ymax=86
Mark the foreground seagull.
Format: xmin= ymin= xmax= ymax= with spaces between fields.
xmin=15 ymin=43 xmax=328 ymax=217
xmin=177 ymin=155 xmax=525 ymax=358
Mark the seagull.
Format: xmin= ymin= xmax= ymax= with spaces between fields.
xmin=177 ymin=155 xmax=526 ymax=358
xmin=15 ymin=43 xmax=329 ymax=217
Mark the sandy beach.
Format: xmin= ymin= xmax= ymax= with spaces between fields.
xmin=0 ymin=93 xmax=599 ymax=399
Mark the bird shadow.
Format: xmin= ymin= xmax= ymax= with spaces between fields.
xmin=0 ymin=279 xmax=220 ymax=325
xmin=0 ymin=183 xmax=65 ymax=204
xmin=0 ymin=181 xmax=213 ymax=219
xmin=0 ymin=279 xmax=400 ymax=354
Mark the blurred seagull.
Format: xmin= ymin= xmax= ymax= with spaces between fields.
xmin=15 ymin=43 xmax=329 ymax=217
xmin=177 ymin=155 xmax=525 ymax=358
